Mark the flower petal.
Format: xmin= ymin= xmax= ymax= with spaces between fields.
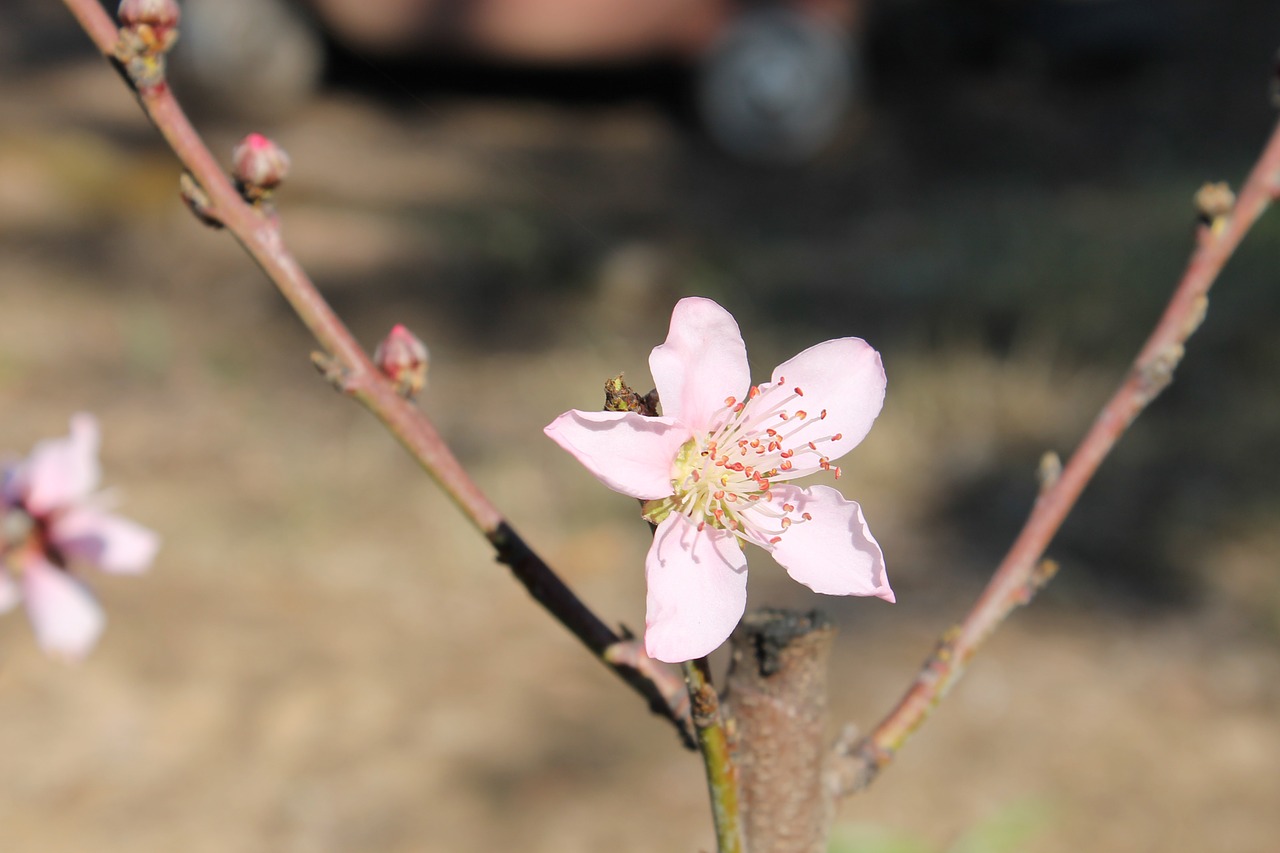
xmin=749 ymin=484 xmax=893 ymax=601
xmin=545 ymin=410 xmax=689 ymax=500
xmin=0 ymin=572 xmax=20 ymax=613
xmin=648 ymin=297 xmax=750 ymax=431
xmin=7 ymin=414 xmax=102 ymax=515
xmin=20 ymin=556 xmax=105 ymax=659
xmin=644 ymin=513 xmax=749 ymax=662
xmin=52 ymin=508 xmax=160 ymax=574
xmin=764 ymin=337 xmax=885 ymax=468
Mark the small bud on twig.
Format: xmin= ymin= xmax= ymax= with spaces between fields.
xmin=178 ymin=172 xmax=223 ymax=229
xmin=114 ymin=0 xmax=180 ymax=89
xmin=1194 ymin=181 xmax=1235 ymax=233
xmin=374 ymin=324 xmax=430 ymax=398
xmin=1037 ymin=451 xmax=1062 ymax=494
xmin=232 ymin=133 xmax=291 ymax=204
xmin=117 ymin=0 xmax=179 ymax=30
xmin=311 ymin=351 xmax=354 ymax=393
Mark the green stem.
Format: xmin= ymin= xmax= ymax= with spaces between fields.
xmin=682 ymin=658 xmax=745 ymax=853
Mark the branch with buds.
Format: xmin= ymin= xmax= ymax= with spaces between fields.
xmin=50 ymin=2 xmax=1280 ymax=852
xmin=60 ymin=0 xmax=693 ymax=745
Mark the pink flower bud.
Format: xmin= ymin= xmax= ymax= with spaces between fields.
xmin=374 ymin=324 xmax=430 ymax=397
xmin=117 ymin=0 xmax=180 ymax=29
xmin=115 ymin=0 xmax=181 ymax=64
xmin=231 ymin=133 xmax=291 ymax=199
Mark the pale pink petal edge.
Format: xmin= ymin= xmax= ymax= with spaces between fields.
xmin=52 ymin=508 xmax=160 ymax=574
xmin=648 ymin=297 xmax=750 ymax=430
xmin=752 ymin=484 xmax=893 ymax=602
xmin=545 ymin=410 xmax=689 ymax=501
xmin=21 ymin=557 xmax=105 ymax=660
xmin=764 ymin=337 xmax=885 ymax=470
xmin=644 ymin=514 xmax=749 ymax=663
xmin=16 ymin=414 xmax=102 ymax=515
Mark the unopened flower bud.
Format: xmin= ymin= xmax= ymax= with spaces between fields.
xmin=117 ymin=0 xmax=180 ymax=28
xmin=1194 ymin=181 xmax=1234 ymax=225
xmin=374 ymin=324 xmax=430 ymax=397
xmin=232 ymin=133 xmax=291 ymax=201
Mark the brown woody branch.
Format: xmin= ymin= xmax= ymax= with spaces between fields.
xmin=59 ymin=0 xmax=692 ymax=745
xmin=835 ymin=118 xmax=1280 ymax=794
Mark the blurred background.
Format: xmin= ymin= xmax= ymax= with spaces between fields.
xmin=2 ymin=0 xmax=1280 ymax=850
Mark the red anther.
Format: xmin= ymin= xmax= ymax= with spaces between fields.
xmin=769 ymin=536 xmax=782 ymax=544
xmin=766 ymin=428 xmax=779 ymax=437
xmin=833 ymin=467 xmax=842 ymax=479
xmin=734 ymin=403 xmax=745 ymax=413
xmin=748 ymin=386 xmax=761 ymax=398
xmin=795 ymin=410 xmax=807 ymax=419
xmin=782 ymin=503 xmax=795 ymax=512
xmin=780 ymin=449 xmax=794 ymax=458
xmin=802 ymin=512 xmax=812 ymax=521
xmin=779 ymin=413 xmax=789 ymax=421
xmin=832 ymin=432 xmax=843 ymax=440
xmin=794 ymin=387 xmax=804 ymax=396
xmin=724 ymin=396 xmax=737 ymax=406
xmin=781 ymin=517 xmax=792 ymax=529
xmin=808 ymin=441 xmax=818 ymax=450
xmin=819 ymin=409 xmax=828 ymax=419
xmin=713 ymin=490 xmax=725 ymax=500
xmin=780 ymin=460 xmax=793 ymax=471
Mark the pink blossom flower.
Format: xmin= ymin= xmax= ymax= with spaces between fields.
xmin=545 ymin=297 xmax=892 ymax=663
xmin=0 ymin=415 xmax=159 ymax=659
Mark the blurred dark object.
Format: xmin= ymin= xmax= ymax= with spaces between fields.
xmin=172 ymin=0 xmax=1165 ymax=163
xmin=173 ymin=0 xmax=866 ymax=164
xmin=871 ymin=0 xmax=1166 ymax=75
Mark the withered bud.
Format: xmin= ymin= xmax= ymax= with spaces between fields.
xmin=232 ymin=133 xmax=291 ymax=201
xmin=604 ymin=374 xmax=659 ymax=416
xmin=374 ymin=324 xmax=430 ymax=397
xmin=117 ymin=0 xmax=180 ymax=28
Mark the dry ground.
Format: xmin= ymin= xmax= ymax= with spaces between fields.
xmin=2 ymin=3 xmax=1280 ymax=851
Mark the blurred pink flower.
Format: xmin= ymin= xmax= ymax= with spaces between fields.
xmin=1 ymin=415 xmax=159 ymax=659
xmin=545 ymin=297 xmax=892 ymax=663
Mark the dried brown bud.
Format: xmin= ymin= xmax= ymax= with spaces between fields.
xmin=231 ymin=133 xmax=291 ymax=201
xmin=604 ymin=374 xmax=659 ymax=416
xmin=374 ymin=324 xmax=430 ymax=397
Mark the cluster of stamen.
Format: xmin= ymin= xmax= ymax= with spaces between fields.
xmin=663 ymin=377 xmax=844 ymax=548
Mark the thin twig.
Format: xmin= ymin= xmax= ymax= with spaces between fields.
xmin=836 ymin=117 xmax=1280 ymax=795
xmin=58 ymin=0 xmax=692 ymax=745
xmin=682 ymin=658 xmax=745 ymax=853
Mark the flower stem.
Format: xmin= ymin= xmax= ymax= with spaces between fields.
xmin=833 ymin=116 xmax=1280 ymax=795
xmin=682 ymin=658 xmax=745 ymax=853
xmin=57 ymin=0 xmax=692 ymax=744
